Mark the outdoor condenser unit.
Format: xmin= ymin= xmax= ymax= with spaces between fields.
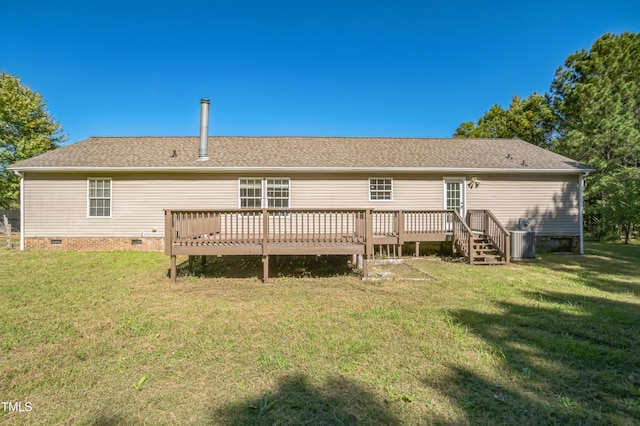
xmin=511 ymin=217 xmax=535 ymax=258
xmin=511 ymin=230 xmax=536 ymax=259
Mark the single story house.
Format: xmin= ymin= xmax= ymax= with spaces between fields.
xmin=9 ymin=101 xmax=592 ymax=267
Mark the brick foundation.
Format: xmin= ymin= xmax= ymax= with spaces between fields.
xmin=25 ymin=237 xmax=165 ymax=252
xmin=535 ymin=235 xmax=580 ymax=254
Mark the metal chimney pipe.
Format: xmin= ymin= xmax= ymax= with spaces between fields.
xmin=198 ymin=98 xmax=210 ymax=161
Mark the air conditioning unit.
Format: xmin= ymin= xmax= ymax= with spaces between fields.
xmin=511 ymin=230 xmax=536 ymax=259
xmin=518 ymin=217 xmax=532 ymax=231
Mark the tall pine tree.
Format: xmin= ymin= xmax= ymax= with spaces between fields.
xmin=550 ymin=32 xmax=640 ymax=240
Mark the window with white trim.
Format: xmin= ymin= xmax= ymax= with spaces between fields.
xmin=267 ymin=178 xmax=289 ymax=208
xmin=369 ymin=178 xmax=393 ymax=201
xmin=239 ymin=178 xmax=290 ymax=209
xmin=88 ymin=179 xmax=111 ymax=217
xmin=239 ymin=178 xmax=263 ymax=208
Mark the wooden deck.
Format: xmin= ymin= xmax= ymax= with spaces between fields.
xmin=164 ymin=208 xmax=510 ymax=282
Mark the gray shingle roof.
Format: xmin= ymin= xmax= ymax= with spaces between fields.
xmin=9 ymin=136 xmax=592 ymax=173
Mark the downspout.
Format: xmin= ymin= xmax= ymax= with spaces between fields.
xmin=579 ymin=172 xmax=589 ymax=254
xmin=13 ymin=170 xmax=24 ymax=250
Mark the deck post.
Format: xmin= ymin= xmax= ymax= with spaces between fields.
xmin=484 ymin=210 xmax=489 ymax=235
xmin=415 ymin=241 xmax=420 ymax=257
xmin=263 ymin=255 xmax=269 ymax=283
xmin=505 ymin=233 xmax=511 ymax=263
xmin=360 ymin=254 xmax=368 ymax=278
xmin=170 ymin=255 xmax=177 ymax=282
xmin=164 ymin=210 xmax=172 ymax=255
xmin=365 ymin=209 xmax=374 ymax=260
xmin=262 ymin=209 xmax=269 ymax=283
xmin=397 ymin=210 xmax=404 ymax=258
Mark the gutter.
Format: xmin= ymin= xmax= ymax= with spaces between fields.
xmin=12 ymin=170 xmax=24 ymax=250
xmin=579 ymin=171 xmax=592 ymax=254
xmin=8 ymin=166 xmax=595 ymax=175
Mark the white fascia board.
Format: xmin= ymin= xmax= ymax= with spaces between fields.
xmin=10 ymin=166 xmax=593 ymax=174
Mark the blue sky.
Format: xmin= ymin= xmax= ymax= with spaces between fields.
xmin=2 ymin=1 xmax=639 ymax=144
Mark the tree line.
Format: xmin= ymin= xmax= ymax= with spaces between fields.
xmin=454 ymin=32 xmax=640 ymax=243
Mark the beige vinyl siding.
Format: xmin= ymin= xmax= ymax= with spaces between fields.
xmin=466 ymin=174 xmax=580 ymax=235
xmin=23 ymin=171 xmax=581 ymax=238
xmin=24 ymin=173 xmax=238 ymax=237
xmin=290 ymin=174 xmax=443 ymax=210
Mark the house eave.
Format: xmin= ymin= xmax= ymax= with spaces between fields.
xmin=9 ymin=166 xmax=592 ymax=174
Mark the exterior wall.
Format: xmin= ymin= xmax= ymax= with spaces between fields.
xmin=23 ymin=173 xmax=238 ymax=239
xmin=22 ymin=171 xmax=582 ymax=251
xmin=465 ymin=174 xmax=580 ymax=236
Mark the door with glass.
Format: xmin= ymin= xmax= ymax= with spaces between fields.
xmin=444 ymin=178 xmax=465 ymax=228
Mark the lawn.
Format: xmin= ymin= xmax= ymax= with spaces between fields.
xmin=1 ymin=243 xmax=639 ymax=425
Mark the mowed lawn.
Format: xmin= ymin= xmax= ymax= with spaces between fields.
xmin=1 ymin=243 xmax=639 ymax=425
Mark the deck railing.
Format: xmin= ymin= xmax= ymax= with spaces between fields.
xmin=372 ymin=210 xmax=460 ymax=237
xmin=165 ymin=209 xmax=369 ymax=251
xmin=167 ymin=209 xmax=461 ymax=249
xmin=164 ymin=208 xmax=506 ymax=281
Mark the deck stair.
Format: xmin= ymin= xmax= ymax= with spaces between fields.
xmin=471 ymin=234 xmax=507 ymax=265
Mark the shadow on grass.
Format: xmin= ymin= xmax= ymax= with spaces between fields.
xmin=177 ymin=255 xmax=358 ymax=280
xmin=426 ymin=290 xmax=640 ymax=424
xmin=539 ymin=242 xmax=640 ymax=295
xmin=209 ymin=373 xmax=400 ymax=425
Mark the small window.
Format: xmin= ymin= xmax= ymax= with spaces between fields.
xmin=369 ymin=178 xmax=393 ymax=201
xmin=88 ymin=179 xmax=111 ymax=217
xmin=239 ymin=179 xmax=263 ymax=209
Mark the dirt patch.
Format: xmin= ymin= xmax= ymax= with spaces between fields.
xmin=367 ymin=259 xmax=436 ymax=281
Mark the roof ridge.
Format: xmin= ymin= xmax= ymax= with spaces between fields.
xmin=83 ymin=135 xmax=523 ymax=141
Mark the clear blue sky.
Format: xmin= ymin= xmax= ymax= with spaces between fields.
xmin=3 ymin=0 xmax=639 ymax=144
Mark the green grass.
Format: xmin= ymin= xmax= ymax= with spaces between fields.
xmin=1 ymin=243 xmax=639 ymax=424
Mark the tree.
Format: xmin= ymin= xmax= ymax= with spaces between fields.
xmin=455 ymin=32 xmax=640 ymax=242
xmin=0 ymin=72 xmax=66 ymax=208
xmin=593 ymin=167 xmax=640 ymax=244
xmin=453 ymin=92 xmax=554 ymax=147
xmin=550 ymin=32 xmax=640 ymax=241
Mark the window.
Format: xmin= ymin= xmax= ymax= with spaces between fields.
xmin=239 ymin=178 xmax=263 ymax=208
xmin=239 ymin=178 xmax=290 ymax=209
xmin=88 ymin=179 xmax=111 ymax=217
xmin=267 ymin=178 xmax=289 ymax=208
xmin=369 ymin=178 xmax=393 ymax=201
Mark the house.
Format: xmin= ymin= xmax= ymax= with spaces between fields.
xmin=9 ymin=100 xmax=592 ymax=279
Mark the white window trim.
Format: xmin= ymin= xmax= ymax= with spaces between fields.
xmin=368 ymin=178 xmax=394 ymax=202
xmin=238 ymin=177 xmax=291 ymax=209
xmin=442 ymin=177 xmax=466 ymax=214
xmin=87 ymin=178 xmax=112 ymax=218
xmin=238 ymin=177 xmax=264 ymax=209
xmin=266 ymin=177 xmax=291 ymax=209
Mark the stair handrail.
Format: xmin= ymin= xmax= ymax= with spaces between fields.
xmin=467 ymin=209 xmax=511 ymax=263
xmin=451 ymin=210 xmax=474 ymax=264
xmin=483 ymin=210 xmax=511 ymax=263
